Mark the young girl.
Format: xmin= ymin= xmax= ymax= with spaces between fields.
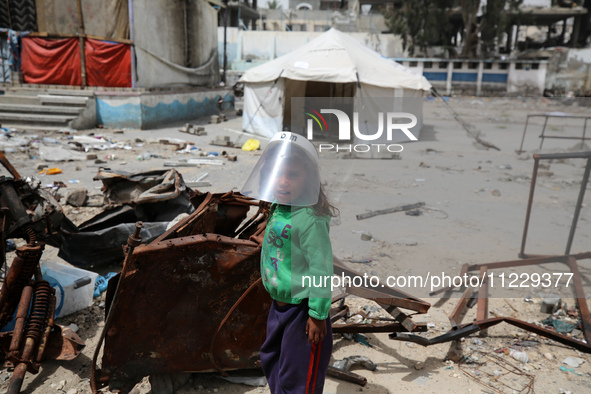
xmin=241 ymin=132 xmax=337 ymax=393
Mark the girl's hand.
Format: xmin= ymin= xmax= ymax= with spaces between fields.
xmin=306 ymin=317 xmax=327 ymax=344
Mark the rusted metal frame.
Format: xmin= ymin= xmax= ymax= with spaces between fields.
xmin=461 ymin=317 xmax=591 ymax=353
xmin=154 ymin=193 xmax=214 ymax=242
xmin=91 ymin=223 xmax=144 ymax=394
xmin=8 ymin=286 xmax=33 ymax=355
xmin=333 ymin=322 xmax=428 ymax=334
xmin=333 ymin=260 xmax=430 ymax=314
xmin=326 ymin=366 xmax=367 ymax=386
xmin=520 ymin=151 xmax=591 ymax=257
xmin=519 ymin=155 xmax=540 ymax=258
xmin=539 ymin=115 xmax=549 ymax=150
xmin=135 ymin=233 xmax=261 ymax=258
xmin=441 ymin=254 xmax=591 ymax=352
xmin=517 ymin=114 xmax=532 ymax=154
xmin=330 ymin=307 xmax=348 ymax=324
xmin=388 ymin=308 xmax=417 ymax=332
xmin=219 ymin=191 xmax=260 ymax=206
xmin=565 ymin=156 xmax=591 ymax=255
xmin=0 ymin=151 xmax=21 ymax=179
xmin=466 ymin=254 xmax=585 ymax=271
xmin=448 ymin=285 xmax=475 ymax=329
xmin=532 ymin=114 xmax=591 ymax=150
xmin=429 ymin=263 xmax=469 ymax=296
xmin=476 ymin=266 xmax=488 ymax=337
xmin=566 ymin=256 xmax=591 ymax=345
xmin=343 ymin=286 xmax=430 ymax=315
xmin=391 ymin=324 xmax=480 ymax=346
xmin=329 ymin=293 xmax=348 ymax=323
xmin=209 ymin=277 xmax=263 ymax=376
xmin=395 ymin=314 xmax=591 ymax=353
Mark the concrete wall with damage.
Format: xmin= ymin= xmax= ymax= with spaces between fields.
xmin=133 ymin=0 xmax=220 ymax=88
xmin=35 ymin=0 xmax=129 ymax=39
xmin=96 ymin=89 xmax=232 ymax=129
xmin=546 ymin=48 xmax=591 ymax=95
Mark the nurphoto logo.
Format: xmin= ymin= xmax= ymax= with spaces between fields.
xmin=299 ymin=98 xmax=421 ymax=154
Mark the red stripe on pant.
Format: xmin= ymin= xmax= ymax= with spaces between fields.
xmin=306 ymin=342 xmax=323 ymax=394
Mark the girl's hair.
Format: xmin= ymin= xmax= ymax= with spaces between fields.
xmin=312 ymin=185 xmax=339 ymax=217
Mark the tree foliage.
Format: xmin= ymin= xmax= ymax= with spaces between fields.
xmin=267 ymin=0 xmax=282 ymax=9
xmin=384 ymin=0 xmax=523 ymax=58
xmin=384 ymin=0 xmax=455 ymax=56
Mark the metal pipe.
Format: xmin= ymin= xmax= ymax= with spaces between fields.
xmin=326 ymin=366 xmax=367 ymax=386
xmin=0 ymin=151 xmax=21 ymax=179
xmin=91 ymin=222 xmax=143 ymax=393
xmin=9 ymin=285 xmax=33 ymax=353
xmin=539 ymin=115 xmax=549 ymax=149
xmin=7 ymin=363 xmax=27 ymax=394
xmin=565 ymin=156 xmax=591 ymax=255
xmin=518 ymin=115 xmax=531 ymax=153
xmin=519 ymin=157 xmax=540 ymax=258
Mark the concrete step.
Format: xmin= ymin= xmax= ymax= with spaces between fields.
xmin=0 ymin=112 xmax=76 ymax=124
xmin=0 ymin=95 xmax=42 ymax=105
xmin=0 ymin=123 xmax=70 ymax=131
xmin=0 ymin=103 xmax=83 ymax=115
xmin=38 ymin=95 xmax=89 ymax=106
xmin=3 ymin=87 xmax=96 ymax=97
xmin=48 ymin=89 xmax=95 ymax=97
xmin=1 ymin=87 xmax=47 ymax=96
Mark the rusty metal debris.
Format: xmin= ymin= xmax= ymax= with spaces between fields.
xmin=399 ymin=152 xmax=591 ymax=354
xmin=520 ymin=151 xmax=591 ymax=258
xmin=458 ymin=350 xmax=535 ymax=394
xmin=518 ymin=113 xmax=591 ymax=153
xmin=51 ymin=168 xmax=195 ymax=267
xmin=0 ymin=153 xmax=85 ymax=394
xmin=92 ymin=191 xmax=431 ymax=393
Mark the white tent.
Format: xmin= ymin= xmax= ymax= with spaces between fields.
xmin=239 ymin=28 xmax=432 ymax=141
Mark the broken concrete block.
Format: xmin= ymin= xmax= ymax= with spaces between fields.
xmin=192 ymin=126 xmax=207 ymax=136
xmin=540 ymin=296 xmax=561 ymax=314
xmin=86 ymin=154 xmax=98 ymax=160
xmin=66 ymin=189 xmax=88 ymax=207
xmin=178 ymin=123 xmax=192 ymax=133
xmin=210 ymin=115 xmax=220 ymax=124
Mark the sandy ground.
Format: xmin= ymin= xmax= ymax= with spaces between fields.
xmin=1 ymin=96 xmax=591 ymax=393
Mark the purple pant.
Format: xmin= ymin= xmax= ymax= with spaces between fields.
xmin=260 ymin=300 xmax=333 ymax=394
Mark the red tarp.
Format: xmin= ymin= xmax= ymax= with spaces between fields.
xmin=21 ymin=37 xmax=82 ymax=85
xmin=85 ymin=39 xmax=131 ymax=88
xmin=20 ymin=37 xmax=131 ymax=87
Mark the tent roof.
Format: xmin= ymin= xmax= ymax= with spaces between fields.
xmin=240 ymin=28 xmax=431 ymax=92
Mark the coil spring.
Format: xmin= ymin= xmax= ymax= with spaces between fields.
xmin=3 ymin=246 xmax=42 ymax=316
xmin=25 ymin=227 xmax=36 ymax=244
xmin=25 ymin=281 xmax=52 ymax=342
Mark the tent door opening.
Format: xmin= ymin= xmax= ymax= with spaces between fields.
xmin=282 ymin=79 xmax=356 ymax=141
